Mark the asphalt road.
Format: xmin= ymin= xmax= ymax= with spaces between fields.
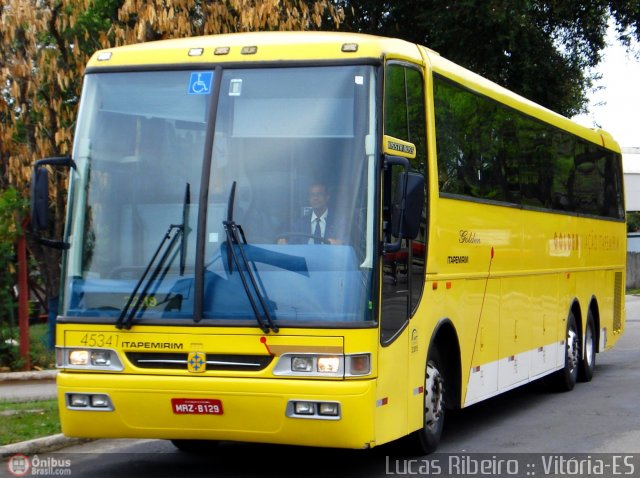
xmin=3 ymin=297 xmax=640 ymax=478
xmin=0 ymin=380 xmax=56 ymax=403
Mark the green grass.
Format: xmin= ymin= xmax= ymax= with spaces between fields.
xmin=627 ymin=288 xmax=640 ymax=296
xmin=0 ymin=399 xmax=61 ymax=445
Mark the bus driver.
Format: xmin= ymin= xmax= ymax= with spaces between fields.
xmin=278 ymin=182 xmax=347 ymax=245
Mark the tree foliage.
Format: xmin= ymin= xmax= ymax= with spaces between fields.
xmin=0 ymin=0 xmax=343 ymax=300
xmin=339 ymin=0 xmax=640 ymax=117
xmin=0 ymin=188 xmax=27 ymax=325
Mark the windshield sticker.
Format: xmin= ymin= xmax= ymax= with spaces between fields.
xmin=188 ymin=72 xmax=213 ymax=95
xmin=229 ymin=79 xmax=243 ymax=96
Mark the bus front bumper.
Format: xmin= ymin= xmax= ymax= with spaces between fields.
xmin=57 ymin=372 xmax=377 ymax=449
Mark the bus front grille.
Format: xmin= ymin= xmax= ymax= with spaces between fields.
xmin=126 ymin=352 xmax=273 ymax=371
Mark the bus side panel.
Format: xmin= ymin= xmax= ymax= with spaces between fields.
xmin=463 ymin=278 xmax=500 ymax=405
xmin=374 ymin=326 xmax=409 ymax=446
xmin=530 ymin=274 xmax=559 ymax=378
xmin=497 ymin=276 xmax=532 ymax=391
xmin=429 ymin=198 xmax=525 ymax=405
xmin=406 ymin=280 xmax=447 ymax=434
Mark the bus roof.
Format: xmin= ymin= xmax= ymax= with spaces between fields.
xmin=86 ymin=31 xmax=423 ymax=68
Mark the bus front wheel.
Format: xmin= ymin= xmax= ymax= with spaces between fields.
xmin=408 ymin=347 xmax=446 ymax=454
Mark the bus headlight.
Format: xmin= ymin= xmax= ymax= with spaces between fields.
xmin=291 ymin=356 xmax=313 ymax=372
xmin=286 ymin=400 xmax=341 ymax=420
xmin=318 ymin=402 xmax=340 ymax=416
xmin=69 ymin=350 xmax=90 ymax=366
xmin=91 ymin=350 xmax=113 ymax=366
xmin=317 ymin=356 xmax=340 ymax=373
xmin=274 ymin=353 xmax=371 ymax=377
xmin=57 ymin=347 xmax=124 ymax=371
xmin=69 ymin=394 xmax=90 ymax=407
xmin=66 ymin=393 xmax=114 ymax=411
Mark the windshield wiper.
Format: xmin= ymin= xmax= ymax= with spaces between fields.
xmin=222 ymin=181 xmax=279 ymax=333
xmin=179 ymin=183 xmax=191 ymax=275
xmin=115 ymin=183 xmax=190 ymax=330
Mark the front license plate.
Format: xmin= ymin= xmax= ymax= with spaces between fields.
xmin=171 ymin=398 xmax=223 ymax=415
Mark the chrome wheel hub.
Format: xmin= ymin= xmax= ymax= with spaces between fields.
xmin=567 ymin=328 xmax=579 ymax=372
xmin=424 ymin=362 xmax=444 ymax=431
xmin=585 ymin=324 xmax=594 ymax=367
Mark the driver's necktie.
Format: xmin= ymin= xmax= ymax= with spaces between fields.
xmin=314 ymin=217 xmax=322 ymax=244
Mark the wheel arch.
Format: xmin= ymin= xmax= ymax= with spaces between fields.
xmin=427 ymin=319 xmax=462 ymax=410
xmin=588 ymin=295 xmax=601 ymax=353
xmin=570 ymin=299 xmax=583 ymax=342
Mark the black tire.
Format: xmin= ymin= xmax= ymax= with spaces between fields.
xmin=578 ymin=311 xmax=596 ymax=382
xmin=407 ymin=347 xmax=446 ymax=454
xmin=170 ymin=439 xmax=218 ymax=453
xmin=552 ymin=312 xmax=580 ymax=392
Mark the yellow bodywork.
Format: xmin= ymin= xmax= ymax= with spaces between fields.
xmin=58 ymin=325 xmax=380 ymax=448
xmin=59 ymin=31 xmax=626 ymax=449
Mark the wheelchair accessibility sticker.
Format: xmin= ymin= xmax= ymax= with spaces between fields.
xmin=188 ymin=72 xmax=213 ymax=95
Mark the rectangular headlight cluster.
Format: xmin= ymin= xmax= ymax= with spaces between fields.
xmin=56 ymin=347 xmax=124 ymax=371
xmin=66 ymin=393 xmax=114 ymax=411
xmin=286 ymin=400 xmax=341 ymax=420
xmin=273 ymin=353 xmax=371 ymax=377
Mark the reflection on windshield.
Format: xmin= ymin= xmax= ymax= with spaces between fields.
xmin=203 ymin=66 xmax=375 ymax=325
xmin=64 ymin=71 xmax=207 ymax=319
xmin=116 ymin=183 xmax=191 ymax=330
xmin=63 ymin=65 xmax=377 ymax=326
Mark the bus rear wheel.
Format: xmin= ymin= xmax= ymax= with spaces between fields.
xmin=408 ymin=347 xmax=446 ymax=454
xmin=578 ymin=311 xmax=596 ymax=382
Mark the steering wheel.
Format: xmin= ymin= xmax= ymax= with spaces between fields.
xmin=275 ymin=232 xmax=331 ymax=245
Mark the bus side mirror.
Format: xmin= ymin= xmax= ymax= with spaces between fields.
xmin=392 ymin=171 xmax=424 ymax=240
xmin=31 ymin=166 xmax=50 ymax=231
xmin=383 ymin=155 xmax=425 ymax=253
xmin=30 ymin=156 xmax=76 ymax=249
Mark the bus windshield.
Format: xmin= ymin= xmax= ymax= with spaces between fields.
xmin=63 ymin=65 xmax=377 ymax=327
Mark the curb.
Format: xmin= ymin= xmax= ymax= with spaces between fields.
xmin=0 ymin=370 xmax=79 ymax=458
xmin=0 ymin=370 xmax=58 ymax=382
xmin=0 ymin=434 xmax=92 ymax=459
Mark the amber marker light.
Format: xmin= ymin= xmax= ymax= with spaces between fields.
xmin=241 ymin=46 xmax=258 ymax=55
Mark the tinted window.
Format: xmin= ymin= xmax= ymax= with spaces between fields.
xmin=434 ymin=75 xmax=624 ymax=219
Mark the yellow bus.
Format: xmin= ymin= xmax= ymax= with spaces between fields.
xmin=32 ymin=31 xmax=626 ymax=453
